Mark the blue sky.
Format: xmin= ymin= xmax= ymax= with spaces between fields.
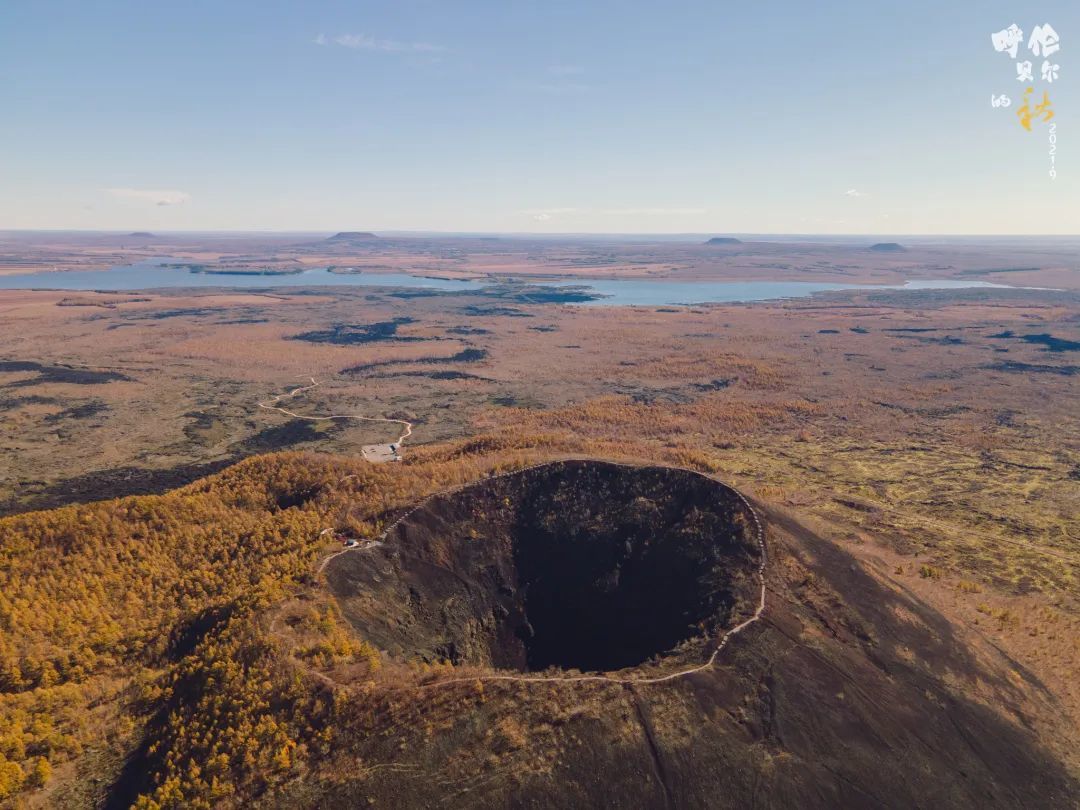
xmin=1 ymin=0 xmax=1076 ymax=233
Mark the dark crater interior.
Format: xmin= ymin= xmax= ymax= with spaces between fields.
xmin=327 ymin=460 xmax=761 ymax=673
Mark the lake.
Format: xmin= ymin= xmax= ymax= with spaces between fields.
xmin=0 ymin=261 xmax=1030 ymax=306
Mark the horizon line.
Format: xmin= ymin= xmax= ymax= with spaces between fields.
xmin=2 ymin=229 xmax=1079 ymax=240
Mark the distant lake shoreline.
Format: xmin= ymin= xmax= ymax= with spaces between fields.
xmin=0 ymin=261 xmax=1050 ymax=306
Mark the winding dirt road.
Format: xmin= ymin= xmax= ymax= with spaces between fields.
xmin=258 ymin=378 xmax=413 ymax=460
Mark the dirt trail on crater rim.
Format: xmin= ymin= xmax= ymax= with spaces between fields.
xmin=322 ymin=459 xmax=767 ymax=688
xmin=300 ymin=459 xmax=1078 ymax=810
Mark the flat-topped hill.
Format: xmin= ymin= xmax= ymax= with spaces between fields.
xmin=326 ymin=231 xmax=378 ymax=242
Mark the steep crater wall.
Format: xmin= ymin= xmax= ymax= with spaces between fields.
xmin=326 ymin=460 xmax=762 ymax=673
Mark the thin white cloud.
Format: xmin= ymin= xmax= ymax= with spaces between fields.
xmin=523 ymin=207 xmax=580 ymax=216
xmin=845 ymin=188 xmax=868 ymax=197
xmin=320 ymin=32 xmax=444 ymax=53
xmin=520 ymin=81 xmax=590 ymax=95
xmin=518 ymin=65 xmax=589 ymax=94
xmin=523 ymin=207 xmax=707 ymax=218
xmin=599 ymin=207 xmax=707 ymax=216
xmin=106 ymin=188 xmax=190 ymax=206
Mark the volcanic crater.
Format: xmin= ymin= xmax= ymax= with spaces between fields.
xmin=326 ymin=460 xmax=762 ymax=673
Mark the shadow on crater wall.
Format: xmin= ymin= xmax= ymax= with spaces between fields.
xmin=326 ymin=460 xmax=762 ymax=673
